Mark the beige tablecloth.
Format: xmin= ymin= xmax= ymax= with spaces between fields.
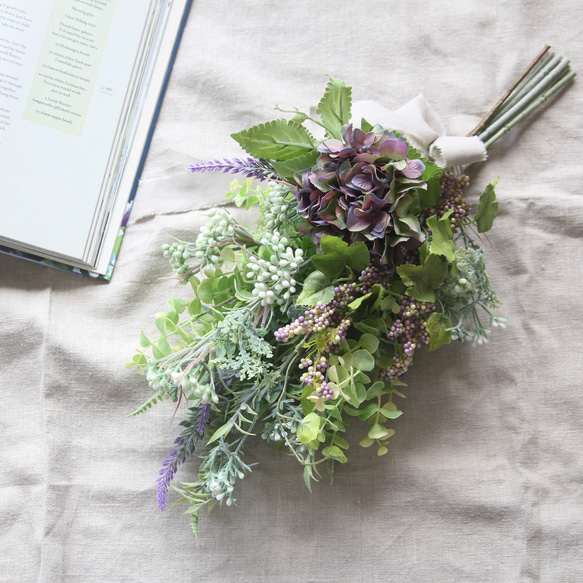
xmin=2 ymin=1 xmax=582 ymax=581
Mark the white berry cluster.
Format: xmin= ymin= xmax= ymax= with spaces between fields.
xmin=246 ymin=231 xmax=304 ymax=307
xmin=260 ymin=182 xmax=297 ymax=233
xmin=208 ymin=472 xmax=237 ymax=506
xmin=169 ymin=368 xmax=219 ymax=404
xmin=193 ymin=208 xmax=236 ymax=265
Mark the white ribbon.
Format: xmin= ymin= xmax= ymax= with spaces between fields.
xmin=351 ymin=95 xmax=487 ymax=169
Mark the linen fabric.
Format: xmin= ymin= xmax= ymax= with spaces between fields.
xmin=1 ymin=1 xmax=582 ymax=581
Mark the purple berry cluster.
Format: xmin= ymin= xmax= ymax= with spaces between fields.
xmin=299 ymin=355 xmax=335 ymax=401
xmin=358 ymin=262 xmax=392 ymax=294
xmin=429 ymin=170 xmax=471 ymax=229
xmin=382 ymin=297 xmax=436 ymax=382
xmin=274 ymin=282 xmax=357 ymax=344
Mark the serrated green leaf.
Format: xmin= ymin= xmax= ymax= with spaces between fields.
xmin=231 ymin=120 xmax=316 ymax=160
xmin=475 ymin=178 xmax=500 ymax=233
xmin=426 ymin=311 xmax=452 ymax=351
xmin=397 ymin=253 xmax=448 ymax=303
xmin=317 ymin=77 xmax=352 ymax=140
xmin=312 ymin=235 xmax=370 ymax=279
xmin=296 ymin=270 xmax=335 ymax=307
xmin=427 ymin=211 xmax=456 ymax=263
xmin=270 ymin=150 xmax=319 ymax=179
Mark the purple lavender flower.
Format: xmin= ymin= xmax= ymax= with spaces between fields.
xmin=156 ymin=403 xmax=211 ymax=510
xmin=189 ymin=157 xmax=278 ymax=181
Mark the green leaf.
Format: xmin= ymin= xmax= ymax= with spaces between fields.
xmin=206 ymin=422 xmax=233 ymax=445
xmin=270 ymin=150 xmax=319 ymax=179
xmin=126 ymin=392 xmax=166 ymax=417
xmin=139 ymin=331 xmax=151 ymax=348
xmin=397 ymin=254 xmax=448 ymax=303
xmin=167 ymin=297 xmax=187 ymax=313
xmin=351 ymin=349 xmax=375 ymax=372
xmin=231 ymin=120 xmax=317 ymax=160
xmin=359 ymin=436 xmax=375 ymax=448
xmin=359 ymin=333 xmax=379 ymax=353
xmin=366 ymin=381 xmax=388 ymax=400
xmin=156 ymin=338 xmax=172 ymax=357
xmin=303 ymin=465 xmax=315 ymax=491
xmin=297 ymin=412 xmax=321 ymax=445
xmin=427 ymin=211 xmax=456 ymax=263
xmin=296 ymin=271 xmax=335 ymax=307
xmin=426 ymin=312 xmax=452 ymax=351
xmin=475 ymin=178 xmax=500 ymax=233
xmin=332 ymin=435 xmax=350 ymax=449
xmin=368 ymin=423 xmax=392 ymax=440
xmin=312 ymin=235 xmax=370 ymax=279
xmin=357 ymin=402 xmax=380 ymax=421
xmin=377 ymin=406 xmax=403 ymax=420
xmin=220 ymin=247 xmax=236 ymax=264
xmin=317 ymin=77 xmax=352 ymax=140
xmin=196 ymin=278 xmax=214 ymax=304
xmin=322 ymin=445 xmax=348 ymax=463
xmin=327 ymin=364 xmax=349 ymax=386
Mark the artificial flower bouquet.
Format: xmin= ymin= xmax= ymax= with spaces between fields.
xmin=128 ymin=46 xmax=574 ymax=536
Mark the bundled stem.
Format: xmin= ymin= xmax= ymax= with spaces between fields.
xmin=468 ymin=45 xmax=576 ymax=148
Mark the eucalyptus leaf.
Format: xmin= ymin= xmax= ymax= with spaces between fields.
xmin=359 ymin=333 xmax=380 ymax=353
xmin=351 ymin=349 xmax=375 ymax=371
xmin=368 ymin=423 xmax=391 ymax=440
xmin=197 ymin=278 xmax=214 ymax=304
xmin=297 ymin=412 xmax=321 ymax=445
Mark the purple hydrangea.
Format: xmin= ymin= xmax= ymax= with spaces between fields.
xmin=292 ymin=124 xmax=427 ymax=263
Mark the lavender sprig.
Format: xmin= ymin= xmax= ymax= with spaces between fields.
xmin=156 ymin=403 xmax=211 ymax=510
xmin=189 ymin=157 xmax=279 ymax=181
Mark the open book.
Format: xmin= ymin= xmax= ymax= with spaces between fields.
xmin=0 ymin=0 xmax=192 ymax=280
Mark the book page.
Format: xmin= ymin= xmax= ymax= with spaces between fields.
xmin=0 ymin=0 xmax=154 ymax=260
xmin=23 ymin=0 xmax=117 ymax=136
